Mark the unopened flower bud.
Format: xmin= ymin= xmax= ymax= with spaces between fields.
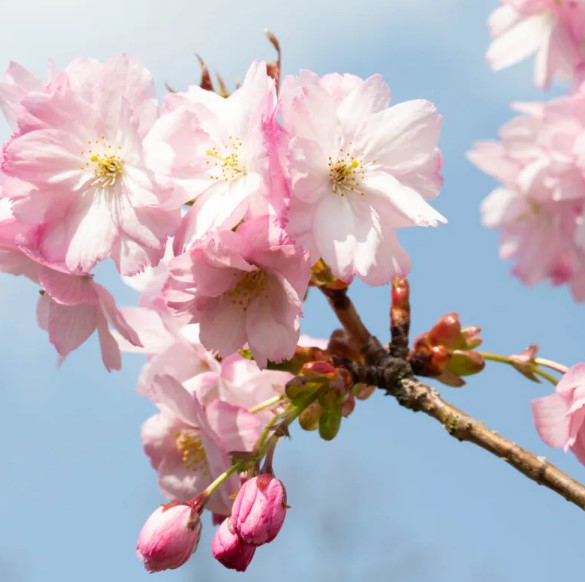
xmin=136 ymin=503 xmax=202 ymax=572
xmin=232 ymin=474 xmax=287 ymax=546
xmin=212 ymin=517 xmax=256 ymax=572
xmin=509 ymin=344 xmax=540 ymax=382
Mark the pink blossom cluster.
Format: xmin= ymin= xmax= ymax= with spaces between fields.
xmin=0 ymin=55 xmax=444 ymax=369
xmin=469 ymin=90 xmax=585 ymax=300
xmin=487 ymin=0 xmax=585 ymax=88
xmin=474 ymin=5 xmax=585 ymax=300
xmin=0 ymin=53 xmax=445 ymax=574
xmin=479 ymin=4 xmax=585 ymax=466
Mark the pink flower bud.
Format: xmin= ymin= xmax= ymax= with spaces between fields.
xmin=231 ymin=474 xmax=287 ymax=546
xmin=212 ymin=518 xmax=256 ymax=572
xmin=136 ymin=503 xmax=201 ymax=572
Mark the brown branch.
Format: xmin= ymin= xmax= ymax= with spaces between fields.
xmin=322 ymin=286 xmax=585 ymax=512
xmin=321 ymin=287 xmax=372 ymax=349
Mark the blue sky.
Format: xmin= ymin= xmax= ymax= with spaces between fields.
xmin=1 ymin=1 xmax=584 ymax=581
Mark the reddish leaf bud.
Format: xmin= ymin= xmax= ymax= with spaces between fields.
xmin=411 ymin=312 xmax=484 ymax=387
xmin=459 ymin=326 xmax=483 ymax=349
xmin=448 ymin=350 xmax=485 ymax=377
xmin=427 ymin=312 xmax=461 ymax=348
xmin=232 ymin=474 xmax=287 ymax=546
xmin=299 ymin=401 xmax=322 ymax=431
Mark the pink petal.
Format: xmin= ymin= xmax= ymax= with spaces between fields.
xmin=63 ymin=189 xmax=119 ymax=272
xmin=47 ymin=300 xmax=97 ymax=360
xmin=150 ymin=375 xmax=199 ymax=427
xmin=531 ymin=392 xmax=572 ymax=449
xmin=96 ymin=313 xmax=122 ymax=371
xmin=38 ymin=267 xmax=97 ymax=305
xmin=487 ymin=12 xmax=553 ymax=72
xmin=205 ymin=400 xmax=264 ymax=453
xmin=94 ymin=282 xmax=142 ymax=347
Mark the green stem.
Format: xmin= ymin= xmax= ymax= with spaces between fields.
xmin=203 ymin=460 xmax=243 ymax=497
xmin=255 ymin=411 xmax=284 ymax=452
xmin=532 ymin=367 xmax=559 ymax=386
xmin=478 ymin=352 xmax=510 ymax=366
xmin=248 ymin=395 xmax=284 ymax=414
xmin=478 ymin=351 xmax=558 ymax=386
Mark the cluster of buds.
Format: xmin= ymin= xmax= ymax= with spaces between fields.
xmin=286 ymin=361 xmax=354 ymax=440
xmin=136 ymin=474 xmax=288 ymax=574
xmin=409 ymin=313 xmax=484 ymax=387
xmin=212 ymin=474 xmax=287 ymax=571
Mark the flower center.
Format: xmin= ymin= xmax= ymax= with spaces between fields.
xmin=206 ymin=136 xmax=246 ymax=182
xmin=328 ymin=146 xmax=367 ymax=196
xmin=227 ymin=269 xmax=270 ymax=312
xmin=81 ymin=136 xmax=124 ymax=189
xmin=175 ymin=429 xmax=207 ymax=470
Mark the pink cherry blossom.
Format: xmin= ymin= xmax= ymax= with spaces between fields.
xmin=0 ymin=61 xmax=54 ymax=130
xmin=0 ymin=55 xmax=179 ymax=276
xmin=231 ymin=474 xmax=287 ymax=546
xmin=0 ymin=214 xmax=141 ymax=369
xmin=468 ymin=91 xmax=585 ymax=299
xmin=212 ymin=517 xmax=256 ymax=572
xmin=280 ymin=71 xmax=445 ymax=285
xmin=487 ymin=0 xmax=585 ymax=88
xmin=532 ymin=363 xmax=585 ymax=464
xmin=143 ymin=61 xmax=286 ymax=253
xmin=141 ymin=356 xmax=291 ymax=515
xmin=116 ymin=304 xmax=217 ymax=397
xmin=136 ymin=503 xmax=201 ymax=572
xmin=164 ymin=216 xmax=311 ymax=368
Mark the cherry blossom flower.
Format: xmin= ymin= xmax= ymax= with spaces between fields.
xmin=164 ymin=216 xmax=311 ymax=367
xmin=487 ymin=0 xmax=585 ymax=88
xmin=0 ymin=189 xmax=142 ymax=369
xmin=280 ymin=71 xmax=445 ymax=285
xmin=141 ymin=355 xmax=291 ymax=515
xmin=143 ymin=61 xmax=285 ymax=253
xmin=532 ymin=363 xmax=585 ymax=464
xmin=0 ymin=243 xmax=141 ymax=370
xmin=116 ymin=304 xmax=216 ymax=397
xmin=0 ymin=55 xmax=179 ymax=275
xmin=468 ymin=92 xmax=585 ymax=299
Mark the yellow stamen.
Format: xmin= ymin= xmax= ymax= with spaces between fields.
xmin=227 ymin=269 xmax=270 ymax=312
xmin=82 ymin=136 xmax=124 ymax=189
xmin=175 ymin=430 xmax=206 ymax=470
xmin=205 ymin=136 xmax=246 ymax=181
xmin=328 ymin=147 xmax=367 ymax=197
